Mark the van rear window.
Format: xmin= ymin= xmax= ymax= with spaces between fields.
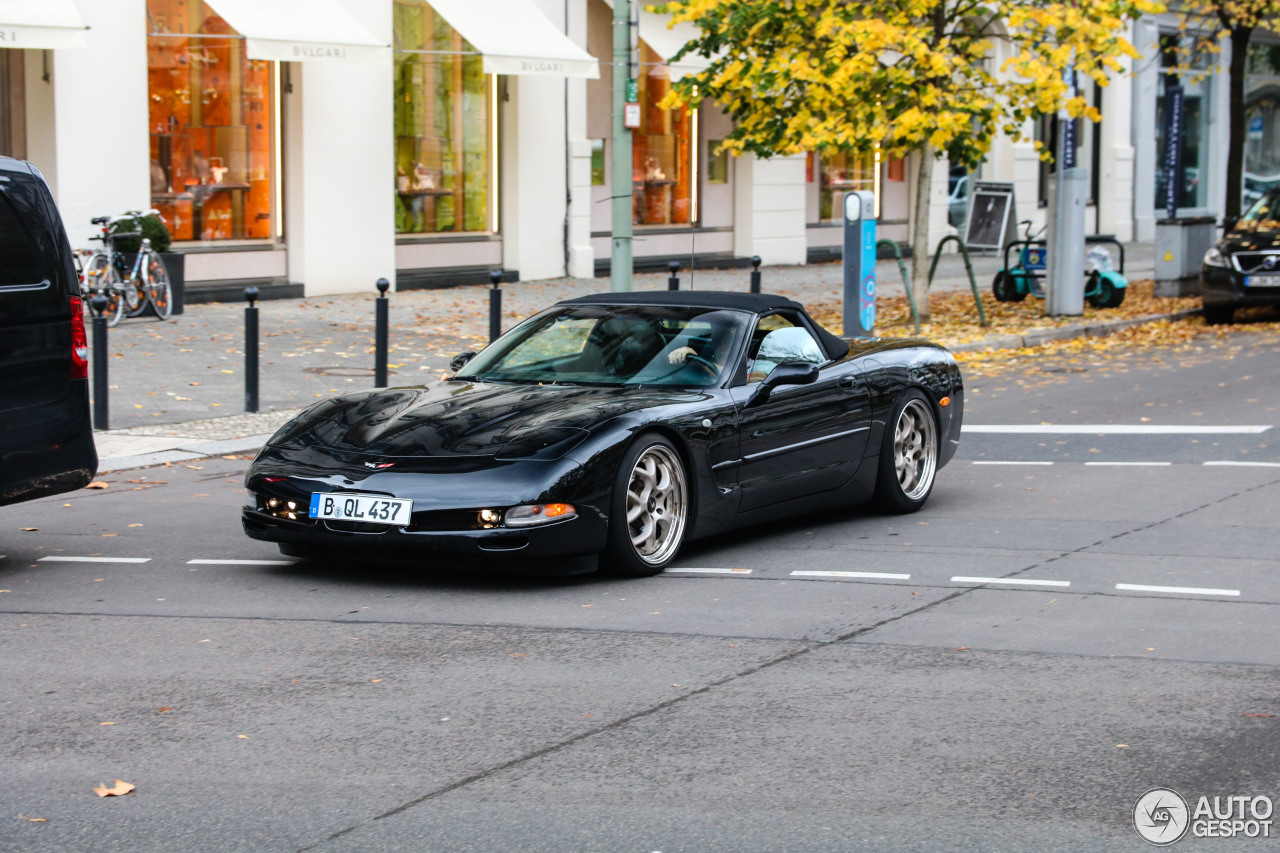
xmin=0 ymin=192 xmax=51 ymax=290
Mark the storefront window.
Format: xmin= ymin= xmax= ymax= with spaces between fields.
xmin=393 ymin=1 xmax=493 ymax=235
xmin=1244 ymin=43 xmax=1280 ymax=207
xmin=1154 ymin=34 xmax=1211 ymax=211
xmin=147 ymin=0 xmax=276 ymax=242
xmin=816 ymin=151 xmax=875 ymax=222
xmin=633 ymin=44 xmax=693 ymax=226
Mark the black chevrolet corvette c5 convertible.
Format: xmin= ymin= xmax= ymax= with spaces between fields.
xmin=242 ymin=291 xmax=963 ymax=576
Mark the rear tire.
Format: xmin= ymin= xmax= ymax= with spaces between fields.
xmin=993 ymin=270 xmax=1026 ymax=302
xmin=603 ymin=434 xmax=689 ymax=577
xmin=872 ymin=390 xmax=939 ymax=514
xmin=1203 ymin=305 xmax=1235 ymax=325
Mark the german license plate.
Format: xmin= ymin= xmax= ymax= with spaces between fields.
xmin=309 ymin=492 xmax=412 ymax=525
xmin=1245 ymin=274 xmax=1280 ymax=287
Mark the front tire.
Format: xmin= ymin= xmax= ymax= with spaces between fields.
xmin=993 ymin=270 xmax=1026 ymax=302
xmin=145 ymin=252 xmax=173 ymax=320
xmin=872 ymin=390 xmax=939 ymax=514
xmin=604 ymin=435 xmax=689 ymax=577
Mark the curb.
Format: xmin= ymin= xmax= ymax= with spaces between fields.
xmin=949 ymin=309 xmax=1202 ymax=353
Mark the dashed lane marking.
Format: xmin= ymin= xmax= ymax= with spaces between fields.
xmin=964 ymin=425 xmax=1271 ymax=434
xmin=1115 ymin=583 xmax=1241 ymax=597
xmin=971 ymin=461 xmax=1054 ymax=466
xmin=37 ymin=556 xmax=150 ymax=564
xmin=664 ymin=567 xmax=752 ymax=575
xmin=951 ymin=576 xmax=1071 ymax=587
xmin=187 ymin=559 xmax=297 ymax=566
xmin=1084 ymin=461 xmax=1173 ymax=467
xmin=1204 ymin=461 xmax=1280 ymax=468
xmin=790 ymin=571 xmax=911 ymax=580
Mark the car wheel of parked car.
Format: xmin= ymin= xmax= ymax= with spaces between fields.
xmin=992 ymin=271 xmax=1026 ymax=302
xmin=604 ymin=434 xmax=688 ymax=577
xmin=873 ymin=390 xmax=938 ymax=514
xmin=1203 ymin=305 xmax=1236 ymax=325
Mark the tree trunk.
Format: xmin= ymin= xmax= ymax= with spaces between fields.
xmin=1224 ymin=26 xmax=1253 ymax=222
xmin=910 ymin=142 xmax=935 ymax=323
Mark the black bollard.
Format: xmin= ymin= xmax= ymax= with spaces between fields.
xmin=750 ymin=255 xmax=762 ymax=294
xmin=489 ymin=270 xmax=503 ymax=343
xmin=375 ymin=277 xmax=390 ymax=388
xmin=244 ymin=286 xmax=259 ymax=413
xmin=667 ymin=260 xmax=680 ymax=291
xmin=91 ymin=294 xmax=109 ymax=431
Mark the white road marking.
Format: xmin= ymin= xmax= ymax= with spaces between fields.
xmin=37 ymin=556 xmax=150 ymax=564
xmin=951 ymin=576 xmax=1071 ymax=587
xmin=664 ymin=567 xmax=752 ymax=574
xmin=972 ymin=461 xmax=1054 ymax=466
xmin=187 ymin=559 xmax=297 ymax=566
xmin=1084 ymin=461 xmax=1173 ymax=467
xmin=964 ymin=425 xmax=1271 ymax=434
xmin=1204 ymin=461 xmax=1280 ymax=468
xmin=790 ymin=571 xmax=911 ymax=580
xmin=1116 ymin=583 xmax=1240 ymax=597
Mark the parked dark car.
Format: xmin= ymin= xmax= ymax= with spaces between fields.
xmin=0 ymin=157 xmax=97 ymax=506
xmin=242 ymin=291 xmax=963 ymax=577
xmin=1201 ymin=186 xmax=1280 ymax=324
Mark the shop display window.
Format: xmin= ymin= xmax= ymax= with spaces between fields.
xmin=633 ymin=44 xmax=693 ymax=226
xmin=393 ymin=1 xmax=493 ymax=235
xmin=816 ymin=151 xmax=875 ymax=222
xmin=147 ymin=0 xmax=276 ymax=242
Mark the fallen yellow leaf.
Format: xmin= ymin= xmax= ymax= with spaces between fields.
xmin=85 ymin=481 xmax=110 ymax=490
xmin=93 ymin=779 xmax=135 ymax=797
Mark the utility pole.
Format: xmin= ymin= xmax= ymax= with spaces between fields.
xmin=610 ymin=0 xmax=633 ymax=291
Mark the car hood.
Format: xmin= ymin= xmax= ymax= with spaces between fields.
xmin=267 ymin=381 xmax=698 ymax=460
xmin=1220 ymin=228 xmax=1280 ymax=254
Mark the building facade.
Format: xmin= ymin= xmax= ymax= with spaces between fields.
xmin=1 ymin=1 xmax=1276 ymax=301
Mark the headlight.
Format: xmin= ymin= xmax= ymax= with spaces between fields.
xmin=1203 ymin=246 xmax=1228 ymax=268
xmin=503 ymin=503 xmax=576 ymax=528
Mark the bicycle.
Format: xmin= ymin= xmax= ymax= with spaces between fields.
xmin=78 ymin=210 xmax=173 ymax=326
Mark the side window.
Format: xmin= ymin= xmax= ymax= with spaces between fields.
xmin=0 ymin=193 xmax=50 ymax=290
xmin=747 ymin=313 xmax=825 ymax=381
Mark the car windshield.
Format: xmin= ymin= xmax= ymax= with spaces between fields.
xmin=454 ymin=304 xmax=750 ymax=387
xmin=1239 ymin=188 xmax=1280 ymax=229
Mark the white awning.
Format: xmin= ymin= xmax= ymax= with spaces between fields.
xmin=202 ymin=0 xmax=389 ymax=64
xmin=0 ymin=0 xmax=88 ymax=50
xmin=423 ymin=0 xmax=599 ymax=79
xmin=601 ymin=0 xmax=711 ymax=81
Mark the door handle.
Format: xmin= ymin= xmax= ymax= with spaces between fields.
xmin=838 ymin=375 xmax=857 ymax=389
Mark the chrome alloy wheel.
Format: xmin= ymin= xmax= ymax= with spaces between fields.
xmin=894 ymin=399 xmax=937 ymax=501
xmin=624 ymin=443 xmax=687 ymax=566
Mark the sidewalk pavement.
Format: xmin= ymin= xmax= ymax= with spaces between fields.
xmin=94 ymin=243 xmax=1168 ymax=473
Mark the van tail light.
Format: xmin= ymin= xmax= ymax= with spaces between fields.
xmin=69 ymin=296 xmax=89 ymax=380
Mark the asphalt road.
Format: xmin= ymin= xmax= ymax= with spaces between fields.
xmin=2 ymin=331 xmax=1278 ymax=852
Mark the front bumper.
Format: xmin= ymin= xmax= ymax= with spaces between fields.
xmin=1201 ymin=265 xmax=1280 ymax=309
xmin=241 ymin=506 xmax=606 ymax=573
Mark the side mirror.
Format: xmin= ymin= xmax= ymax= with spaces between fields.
xmin=746 ymin=361 xmax=819 ymax=408
xmin=1222 ymin=215 xmax=1240 ymax=232
xmin=449 ymin=351 xmax=477 ymax=372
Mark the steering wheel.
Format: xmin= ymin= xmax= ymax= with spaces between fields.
xmin=680 ymin=355 xmax=719 ymax=380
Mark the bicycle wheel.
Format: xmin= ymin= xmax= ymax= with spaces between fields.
xmin=82 ymin=253 xmax=125 ymax=327
xmin=121 ymin=256 xmax=148 ymax=318
xmin=144 ymin=251 xmax=173 ymax=320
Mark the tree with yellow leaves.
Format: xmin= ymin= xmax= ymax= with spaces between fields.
xmin=1162 ymin=0 xmax=1280 ymax=221
xmin=660 ymin=0 xmax=1160 ymax=320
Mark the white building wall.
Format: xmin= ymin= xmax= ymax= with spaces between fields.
xmin=287 ymin=0 xmax=395 ymax=296
xmin=49 ymin=0 xmax=150 ymax=249
xmin=733 ymin=153 xmax=806 ymax=265
xmin=565 ymin=0 xmax=594 ymax=279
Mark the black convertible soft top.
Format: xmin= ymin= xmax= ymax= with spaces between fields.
xmin=558 ymin=290 xmax=850 ymax=361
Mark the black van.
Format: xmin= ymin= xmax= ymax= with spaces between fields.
xmin=0 ymin=156 xmax=96 ymax=506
